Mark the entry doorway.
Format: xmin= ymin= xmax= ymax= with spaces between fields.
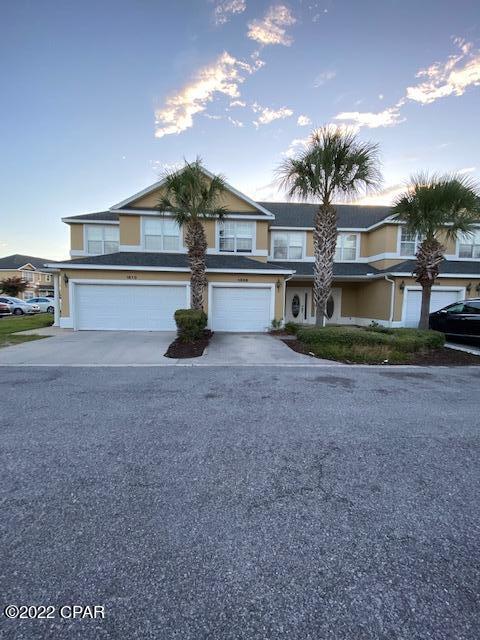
xmin=286 ymin=286 xmax=341 ymax=324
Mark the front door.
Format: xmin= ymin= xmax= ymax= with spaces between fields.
xmin=286 ymin=287 xmax=310 ymax=323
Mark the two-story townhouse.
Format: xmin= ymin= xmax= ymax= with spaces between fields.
xmin=45 ymin=169 xmax=480 ymax=331
xmin=0 ymin=254 xmax=55 ymax=300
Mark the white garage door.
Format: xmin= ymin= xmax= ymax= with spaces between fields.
xmin=404 ymin=288 xmax=463 ymax=327
xmin=74 ymin=283 xmax=188 ymax=330
xmin=210 ymin=286 xmax=272 ymax=332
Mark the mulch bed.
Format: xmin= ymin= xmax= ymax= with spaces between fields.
xmin=164 ymin=330 xmax=213 ymax=359
xmin=282 ymin=339 xmax=480 ymax=366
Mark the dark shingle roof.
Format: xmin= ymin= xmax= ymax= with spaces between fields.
xmin=56 ymin=252 xmax=291 ymax=271
xmin=385 ymin=260 xmax=480 ymax=275
xmin=272 ymin=261 xmax=382 ymax=277
xmin=63 ymin=211 xmax=119 ymax=222
xmin=0 ymin=254 xmax=55 ymax=270
xmin=260 ymin=202 xmax=392 ymax=229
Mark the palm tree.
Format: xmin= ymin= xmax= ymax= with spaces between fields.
xmin=158 ymin=158 xmax=228 ymax=309
xmin=278 ymin=126 xmax=382 ymax=325
xmin=393 ymin=172 xmax=480 ymax=329
xmin=0 ymin=276 xmax=28 ymax=297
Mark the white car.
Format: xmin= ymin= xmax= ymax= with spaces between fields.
xmin=0 ymin=296 xmax=40 ymax=315
xmin=25 ymin=296 xmax=55 ymax=313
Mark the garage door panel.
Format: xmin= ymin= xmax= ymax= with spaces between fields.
xmin=211 ymin=286 xmax=271 ymax=332
xmin=404 ymin=289 xmax=462 ymax=328
xmin=75 ymin=284 xmax=187 ymax=331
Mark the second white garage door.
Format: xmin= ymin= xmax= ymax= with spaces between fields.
xmin=210 ymin=285 xmax=272 ymax=332
xmin=404 ymin=288 xmax=463 ymax=327
xmin=74 ymin=283 xmax=188 ymax=330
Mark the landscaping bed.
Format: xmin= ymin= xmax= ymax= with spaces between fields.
xmin=164 ymin=330 xmax=213 ymax=359
xmin=282 ymin=324 xmax=480 ymax=365
xmin=0 ymin=313 xmax=53 ymax=349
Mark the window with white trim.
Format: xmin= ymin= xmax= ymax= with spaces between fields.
xmin=335 ymin=233 xmax=357 ymax=261
xmin=219 ymin=221 xmax=254 ymax=253
xmin=272 ymin=232 xmax=304 ymax=260
xmin=458 ymin=230 xmax=480 ymax=258
xmin=22 ymin=270 xmax=34 ymax=282
xmin=400 ymin=227 xmax=423 ymax=256
xmin=86 ymin=225 xmax=119 ymax=254
xmin=143 ymin=218 xmax=180 ymax=251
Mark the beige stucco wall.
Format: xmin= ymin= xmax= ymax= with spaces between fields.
xmin=130 ymin=184 xmax=257 ymax=212
xmin=70 ymin=225 xmax=84 ymax=251
xmin=59 ymin=269 xmax=285 ymax=321
xmin=360 ymin=225 xmax=398 ymax=257
xmin=119 ymin=215 xmax=140 ymax=245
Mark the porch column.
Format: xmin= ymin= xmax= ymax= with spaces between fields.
xmin=53 ymin=273 xmax=60 ymax=327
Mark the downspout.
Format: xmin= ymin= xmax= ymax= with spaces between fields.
xmin=384 ymin=274 xmax=395 ymax=327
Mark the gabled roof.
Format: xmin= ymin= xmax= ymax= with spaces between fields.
xmin=273 ymin=261 xmax=382 ymax=277
xmin=110 ymin=168 xmax=275 ymax=218
xmin=0 ymin=254 xmax=55 ymax=270
xmin=63 ymin=211 xmax=119 ymax=223
xmin=46 ymin=252 xmax=293 ymax=273
xmin=261 ymin=202 xmax=393 ymax=229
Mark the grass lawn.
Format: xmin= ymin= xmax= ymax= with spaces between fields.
xmin=0 ymin=313 xmax=53 ymax=348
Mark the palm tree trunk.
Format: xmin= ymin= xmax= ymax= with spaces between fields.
xmin=414 ymin=237 xmax=444 ymax=330
xmin=313 ymin=203 xmax=337 ymax=326
xmin=184 ymin=219 xmax=208 ymax=310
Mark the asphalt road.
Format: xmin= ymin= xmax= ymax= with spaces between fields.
xmin=1 ymin=366 xmax=479 ymax=640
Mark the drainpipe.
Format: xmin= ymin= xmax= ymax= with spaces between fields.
xmin=384 ymin=274 xmax=395 ymax=327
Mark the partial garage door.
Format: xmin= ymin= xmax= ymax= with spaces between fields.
xmin=210 ymin=286 xmax=272 ymax=332
xmin=404 ymin=288 xmax=462 ymax=328
xmin=74 ymin=283 xmax=188 ymax=331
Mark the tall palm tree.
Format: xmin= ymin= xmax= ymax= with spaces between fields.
xmin=158 ymin=158 xmax=228 ymax=310
xmin=393 ymin=172 xmax=480 ymax=329
xmin=278 ymin=126 xmax=382 ymax=325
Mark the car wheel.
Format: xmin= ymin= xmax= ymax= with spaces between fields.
xmin=47 ymin=306 xmax=54 ymax=314
xmin=13 ymin=308 xmax=23 ymax=316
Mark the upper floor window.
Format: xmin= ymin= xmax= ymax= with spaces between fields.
xmin=87 ymin=225 xmax=119 ymax=255
xmin=45 ymin=274 xmax=52 ymax=282
xmin=22 ymin=270 xmax=35 ymax=282
xmin=335 ymin=233 xmax=357 ymax=261
xmin=219 ymin=221 xmax=254 ymax=253
xmin=400 ymin=227 xmax=423 ymax=256
xmin=143 ymin=218 xmax=180 ymax=251
xmin=272 ymin=232 xmax=304 ymax=260
xmin=458 ymin=230 xmax=480 ymax=258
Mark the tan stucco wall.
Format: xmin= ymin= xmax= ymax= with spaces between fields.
xmin=306 ymin=231 xmax=314 ymax=257
xmin=70 ymin=225 xmax=84 ymax=251
xmin=119 ymin=215 xmax=140 ymax=245
xmin=129 ymin=183 xmax=257 ymax=212
xmin=59 ymin=269 xmax=285 ymax=321
xmin=360 ymin=225 xmax=398 ymax=257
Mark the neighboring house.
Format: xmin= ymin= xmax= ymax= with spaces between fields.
xmin=45 ymin=169 xmax=480 ymax=331
xmin=0 ymin=254 xmax=55 ymax=300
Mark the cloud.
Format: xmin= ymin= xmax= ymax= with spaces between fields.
xmin=334 ymin=104 xmax=405 ymax=129
xmin=228 ymin=116 xmax=244 ymax=127
xmin=154 ymin=52 xmax=263 ymax=138
xmin=313 ymin=70 xmax=336 ymax=87
xmin=297 ymin=115 xmax=311 ymax=126
xmin=252 ymin=102 xmax=293 ymax=126
xmin=353 ymin=183 xmax=405 ymax=206
xmin=282 ymin=136 xmax=310 ymax=158
xmin=247 ymin=5 xmax=296 ymax=46
xmin=406 ymin=37 xmax=480 ymax=104
xmin=212 ymin=0 xmax=246 ymax=26
xmin=229 ymin=99 xmax=246 ymax=107
xmin=457 ymin=166 xmax=477 ymax=175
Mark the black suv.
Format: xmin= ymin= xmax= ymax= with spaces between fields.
xmin=429 ymin=298 xmax=480 ymax=338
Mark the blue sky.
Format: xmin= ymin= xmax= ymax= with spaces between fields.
xmin=1 ymin=0 xmax=479 ymax=259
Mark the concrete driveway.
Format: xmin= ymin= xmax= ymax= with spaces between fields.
xmin=0 ymin=330 xmax=328 ymax=366
xmin=1 ymin=365 xmax=479 ymax=639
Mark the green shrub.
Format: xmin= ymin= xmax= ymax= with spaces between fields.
xmin=284 ymin=321 xmax=300 ymax=335
xmin=174 ymin=309 xmax=207 ymax=342
xmin=296 ymin=325 xmax=445 ymax=354
xmin=271 ymin=319 xmax=282 ymax=330
xmin=308 ymin=342 xmax=413 ymax=364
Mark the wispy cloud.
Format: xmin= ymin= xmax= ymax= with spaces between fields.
xmin=252 ymin=102 xmax=293 ymax=126
xmin=334 ymin=103 xmax=405 ymax=130
xmin=297 ymin=115 xmax=311 ymax=126
xmin=228 ymin=116 xmax=244 ymax=127
xmin=282 ymin=136 xmax=309 ymax=158
xmin=313 ymin=70 xmax=336 ymax=87
xmin=406 ymin=37 xmax=480 ymax=104
xmin=229 ymin=99 xmax=246 ymax=107
xmin=247 ymin=5 xmax=296 ymax=47
xmin=457 ymin=166 xmax=477 ymax=175
xmin=353 ymin=182 xmax=405 ymax=206
xmin=212 ymin=0 xmax=246 ymax=26
xmin=154 ymin=52 xmax=263 ymax=138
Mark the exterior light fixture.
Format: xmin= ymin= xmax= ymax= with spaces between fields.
xmin=466 ymin=282 xmax=472 ymax=294
xmin=276 ymin=279 xmax=282 ymax=291
xmin=399 ymin=280 xmax=405 ymax=291
xmin=63 ymin=274 xmax=69 ymax=285
xmin=476 ymin=282 xmax=480 ymax=294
